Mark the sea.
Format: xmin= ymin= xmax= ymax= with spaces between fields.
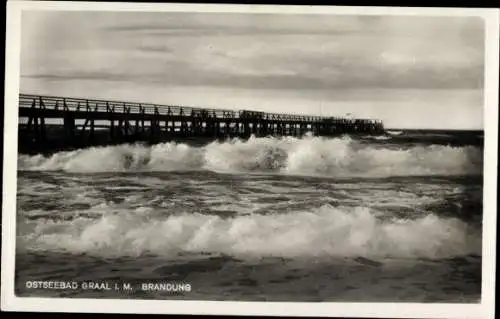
xmin=14 ymin=130 xmax=484 ymax=302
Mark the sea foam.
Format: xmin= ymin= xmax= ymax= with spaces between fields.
xmin=18 ymin=135 xmax=482 ymax=177
xmin=17 ymin=204 xmax=480 ymax=260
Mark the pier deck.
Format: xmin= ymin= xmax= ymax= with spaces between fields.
xmin=17 ymin=93 xmax=385 ymax=154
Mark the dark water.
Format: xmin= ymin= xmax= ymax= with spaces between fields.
xmin=15 ymin=131 xmax=483 ymax=302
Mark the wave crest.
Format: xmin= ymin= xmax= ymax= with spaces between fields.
xmin=18 ymin=135 xmax=482 ymax=177
xmin=18 ymin=205 xmax=480 ymax=260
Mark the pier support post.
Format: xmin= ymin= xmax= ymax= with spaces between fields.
xmin=64 ymin=115 xmax=75 ymax=145
xmin=90 ymin=119 xmax=95 ymax=142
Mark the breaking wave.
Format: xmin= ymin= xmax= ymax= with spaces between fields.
xmin=18 ymin=204 xmax=481 ymax=260
xmin=18 ymin=135 xmax=483 ymax=177
xmin=387 ymin=130 xmax=403 ymax=136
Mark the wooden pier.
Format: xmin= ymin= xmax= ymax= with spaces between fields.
xmin=17 ymin=93 xmax=385 ymax=154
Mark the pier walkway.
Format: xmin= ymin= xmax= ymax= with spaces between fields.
xmin=17 ymin=93 xmax=385 ymax=153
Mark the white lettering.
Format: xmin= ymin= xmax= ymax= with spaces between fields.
xmin=141 ymin=282 xmax=192 ymax=292
xmin=81 ymin=282 xmax=112 ymax=290
xmin=122 ymin=283 xmax=132 ymax=290
xmin=25 ymin=281 xmax=79 ymax=289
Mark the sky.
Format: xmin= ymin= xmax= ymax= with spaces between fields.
xmin=20 ymin=10 xmax=485 ymax=129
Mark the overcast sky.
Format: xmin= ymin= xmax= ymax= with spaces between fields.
xmin=20 ymin=11 xmax=485 ymax=129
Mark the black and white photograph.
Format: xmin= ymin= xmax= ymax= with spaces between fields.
xmin=2 ymin=1 xmax=498 ymax=318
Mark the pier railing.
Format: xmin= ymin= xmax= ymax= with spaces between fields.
xmin=17 ymin=93 xmax=385 ymax=154
xmin=18 ymin=93 xmax=383 ymax=125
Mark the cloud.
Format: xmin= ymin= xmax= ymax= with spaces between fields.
xmin=21 ymin=11 xmax=484 ymax=93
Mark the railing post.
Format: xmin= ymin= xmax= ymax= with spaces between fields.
xmin=39 ymin=97 xmax=45 ymax=109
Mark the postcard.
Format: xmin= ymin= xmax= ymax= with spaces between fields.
xmin=2 ymin=1 xmax=498 ymax=318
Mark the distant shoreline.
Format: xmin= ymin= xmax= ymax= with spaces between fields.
xmin=385 ymin=128 xmax=484 ymax=133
